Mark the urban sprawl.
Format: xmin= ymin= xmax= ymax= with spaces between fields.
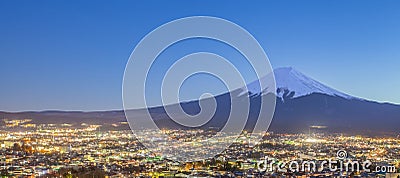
xmin=0 ymin=119 xmax=399 ymax=177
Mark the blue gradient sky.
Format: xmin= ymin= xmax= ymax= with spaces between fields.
xmin=0 ymin=1 xmax=399 ymax=111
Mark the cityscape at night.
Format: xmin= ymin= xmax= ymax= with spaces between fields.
xmin=0 ymin=119 xmax=399 ymax=177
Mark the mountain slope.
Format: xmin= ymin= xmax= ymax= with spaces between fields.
xmin=269 ymin=93 xmax=400 ymax=135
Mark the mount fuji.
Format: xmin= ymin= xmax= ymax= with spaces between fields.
xmin=246 ymin=67 xmax=355 ymax=100
xmin=1 ymin=67 xmax=399 ymax=135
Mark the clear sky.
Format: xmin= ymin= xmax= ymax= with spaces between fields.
xmin=0 ymin=0 xmax=399 ymax=111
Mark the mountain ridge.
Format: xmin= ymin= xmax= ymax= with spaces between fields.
xmin=1 ymin=67 xmax=399 ymax=136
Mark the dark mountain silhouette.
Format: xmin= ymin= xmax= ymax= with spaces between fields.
xmin=1 ymin=67 xmax=399 ymax=136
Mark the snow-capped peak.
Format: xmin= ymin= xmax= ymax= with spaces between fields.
xmin=244 ymin=67 xmax=355 ymax=100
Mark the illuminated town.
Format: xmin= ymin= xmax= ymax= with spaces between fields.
xmin=0 ymin=119 xmax=399 ymax=177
